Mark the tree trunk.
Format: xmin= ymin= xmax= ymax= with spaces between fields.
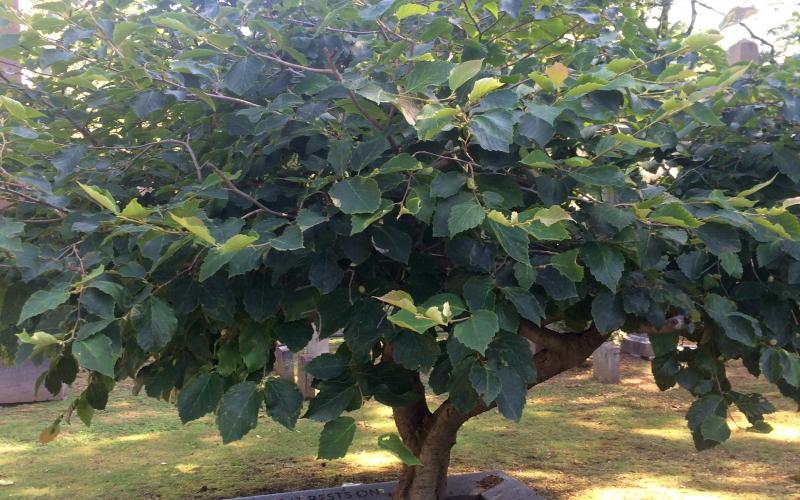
xmin=392 ymin=404 xmax=464 ymax=500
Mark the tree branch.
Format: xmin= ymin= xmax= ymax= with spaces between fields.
xmin=206 ymin=163 xmax=293 ymax=219
xmin=323 ymin=49 xmax=400 ymax=153
xmin=246 ymin=47 xmax=335 ymax=75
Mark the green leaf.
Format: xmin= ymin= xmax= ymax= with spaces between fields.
xmin=650 ymin=203 xmax=702 ymax=228
xmin=150 ymin=14 xmax=195 ymax=36
xmin=569 ymin=165 xmax=625 ymax=187
xmin=17 ymin=287 xmax=71 ymax=325
xmin=468 ymin=77 xmax=504 ymax=103
xmin=72 ymin=334 xmax=117 ymax=378
xmin=495 ymin=367 xmax=526 ymax=422
xmin=395 ymin=3 xmax=428 ymax=20
xmin=119 ymin=199 xmax=150 ymax=219
xmin=431 ymin=171 xmax=466 ymax=198
xmin=112 ymin=21 xmax=138 ymax=44
xmin=169 ymin=214 xmax=216 ymax=245
xmin=371 ymin=226 xmax=411 ymax=264
xmin=607 ymin=58 xmax=639 ymax=73
xmin=132 ymin=297 xmax=178 ymax=351
xmin=77 ymin=182 xmax=120 ymax=214
xmin=469 ymin=110 xmax=514 ymax=152
xmin=177 ymin=373 xmax=225 ymax=424
xmin=454 ymin=310 xmax=499 ymax=355
xmin=550 ymin=249 xmax=584 ymax=282
xmin=329 ymin=177 xmax=382 ymax=214
xmin=404 ymin=61 xmax=453 ymax=92
xmin=270 ymin=225 xmax=304 ymax=251
xmin=0 ymin=95 xmax=34 ymax=121
xmin=132 ymin=90 xmax=166 ymax=118
xmin=221 ymin=234 xmax=257 ymax=254
xmin=449 ymin=59 xmax=483 ymax=92
xmin=581 ymin=243 xmax=625 ymax=292
xmin=374 ymin=290 xmax=417 ymax=313
xmin=350 ymin=199 xmax=393 ymax=235
xmin=216 ymin=382 xmax=261 ymax=444
xmin=533 ymin=206 xmax=572 ymax=227
xmin=591 ymin=290 xmax=625 ymax=333
xmin=318 ymin=416 xmax=356 ymax=459
xmin=700 ymin=415 xmax=731 ymax=443
xmin=305 ymin=382 xmax=357 ymax=422
xmin=378 ymin=433 xmax=422 ymax=465
xmin=520 ymin=150 xmax=555 ymax=169
xmin=719 ymin=253 xmax=743 ymax=278
xmin=469 ymin=362 xmax=502 ymax=404
xmin=501 ymin=287 xmax=544 ymax=324
xmin=696 ymin=223 xmax=740 ymax=256
xmin=304 ymin=353 xmax=348 ymax=380
xmin=239 ymin=322 xmax=271 ymax=371
xmin=276 ymin=321 xmax=314 ymax=352
xmin=448 ymin=200 xmax=485 ymax=236
xmin=487 ymin=219 xmax=530 ymax=264
xmin=199 ymin=248 xmax=234 ymax=281
xmin=414 ymin=105 xmax=458 ymax=140
xmin=393 ymin=331 xmax=440 ymax=371
xmin=688 ymin=102 xmax=724 ymax=126
xmin=223 ymin=56 xmax=266 ymax=95
xmin=683 ymin=32 xmax=724 ymax=50
xmin=265 ymin=377 xmax=303 ymax=430
xmin=243 ymin=280 xmax=280 ymax=322
xmin=388 ymin=309 xmax=439 ymax=334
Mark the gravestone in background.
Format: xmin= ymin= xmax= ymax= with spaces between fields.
xmin=0 ymin=360 xmax=67 ymax=404
xmin=592 ymin=342 xmax=621 ymax=384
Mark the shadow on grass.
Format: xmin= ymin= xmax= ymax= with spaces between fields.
xmin=0 ymin=356 xmax=798 ymax=499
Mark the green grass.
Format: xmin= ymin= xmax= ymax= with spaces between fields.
xmin=1 ymin=356 xmax=798 ymax=499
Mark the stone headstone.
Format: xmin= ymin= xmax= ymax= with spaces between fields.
xmin=592 ymin=342 xmax=620 ymax=384
xmin=274 ymin=345 xmax=295 ymax=382
xmin=297 ymin=353 xmax=315 ymax=400
xmin=0 ymin=360 xmax=67 ymax=404
xmin=228 ymin=471 xmax=544 ymax=500
xmin=727 ymin=39 xmax=760 ymax=65
xmin=620 ymin=333 xmax=655 ymax=359
xmin=304 ymin=330 xmax=329 ymax=357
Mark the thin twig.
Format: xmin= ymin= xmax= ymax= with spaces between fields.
xmin=323 ymin=49 xmax=400 ymax=153
xmin=685 ymin=0 xmax=697 ymax=35
xmin=246 ymin=47 xmax=335 ymax=75
xmin=503 ymin=20 xmax=582 ymax=69
xmin=206 ymin=163 xmax=293 ymax=219
xmin=461 ymin=0 xmax=483 ymax=39
xmin=694 ymin=1 xmax=776 ymax=61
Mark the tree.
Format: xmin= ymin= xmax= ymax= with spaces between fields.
xmin=1 ymin=1 xmax=799 ymax=498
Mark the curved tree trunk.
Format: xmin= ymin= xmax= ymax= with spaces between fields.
xmin=392 ymin=402 xmax=465 ymax=500
xmin=387 ymin=317 xmax=686 ymax=499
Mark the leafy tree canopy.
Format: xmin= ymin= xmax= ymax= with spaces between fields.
xmin=0 ymin=0 xmax=799 ymax=491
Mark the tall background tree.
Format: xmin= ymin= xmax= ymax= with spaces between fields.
xmin=1 ymin=0 xmax=799 ymax=498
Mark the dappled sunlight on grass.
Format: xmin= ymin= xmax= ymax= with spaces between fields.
xmin=174 ymin=463 xmax=200 ymax=474
xmin=348 ymin=450 xmax=400 ymax=469
xmin=1 ymin=356 xmax=798 ymax=499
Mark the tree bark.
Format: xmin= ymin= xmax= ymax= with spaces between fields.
xmin=392 ymin=401 xmax=467 ymax=500
xmin=389 ymin=315 xmax=691 ymax=499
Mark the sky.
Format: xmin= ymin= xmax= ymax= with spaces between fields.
xmin=14 ymin=0 xmax=800 ymax=54
xmin=670 ymin=1 xmax=799 ymax=51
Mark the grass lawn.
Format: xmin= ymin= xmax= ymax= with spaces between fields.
xmin=1 ymin=354 xmax=798 ymax=499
